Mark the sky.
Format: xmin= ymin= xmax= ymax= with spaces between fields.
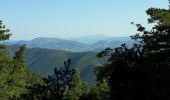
xmin=0 ymin=0 xmax=169 ymax=40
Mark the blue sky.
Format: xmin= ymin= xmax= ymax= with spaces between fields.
xmin=0 ymin=0 xmax=169 ymax=40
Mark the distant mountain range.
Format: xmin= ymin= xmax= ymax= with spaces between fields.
xmin=3 ymin=36 xmax=134 ymax=52
xmin=3 ymin=37 xmax=94 ymax=52
xmin=92 ymin=37 xmax=134 ymax=51
xmin=6 ymin=45 xmax=106 ymax=85
xmin=68 ymin=35 xmax=112 ymax=45
xmin=5 ymin=36 xmax=135 ymax=85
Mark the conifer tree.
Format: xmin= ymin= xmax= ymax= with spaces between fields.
xmin=66 ymin=69 xmax=88 ymax=100
xmin=13 ymin=45 xmax=26 ymax=64
xmin=0 ymin=20 xmax=42 ymax=99
xmin=0 ymin=20 xmax=13 ymax=99
xmin=96 ymin=1 xmax=170 ymax=100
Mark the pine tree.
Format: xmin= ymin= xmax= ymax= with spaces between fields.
xmin=13 ymin=45 xmax=26 ymax=64
xmin=0 ymin=20 xmax=42 ymax=99
xmin=66 ymin=69 xmax=88 ymax=100
xmin=0 ymin=20 xmax=13 ymax=99
xmin=96 ymin=1 xmax=170 ymax=100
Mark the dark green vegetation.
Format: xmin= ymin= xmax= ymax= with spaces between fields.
xmin=6 ymin=45 xmax=106 ymax=85
xmin=0 ymin=21 xmax=42 ymax=99
xmin=0 ymin=21 xmax=107 ymax=100
xmin=1 ymin=0 xmax=170 ymax=100
xmin=13 ymin=60 xmax=88 ymax=100
xmin=96 ymin=1 xmax=170 ymax=100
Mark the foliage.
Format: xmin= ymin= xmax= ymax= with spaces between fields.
xmin=7 ymin=45 xmax=105 ymax=85
xmin=96 ymin=1 xmax=170 ymax=100
xmin=0 ymin=20 xmax=42 ymax=99
xmin=2 ymin=0 xmax=170 ymax=100
xmin=66 ymin=69 xmax=88 ymax=100
xmin=16 ymin=59 xmax=88 ymax=100
xmin=0 ymin=20 xmax=12 ymax=88
xmin=79 ymin=80 xmax=110 ymax=100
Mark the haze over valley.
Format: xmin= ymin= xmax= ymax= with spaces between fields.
xmin=3 ymin=35 xmax=134 ymax=84
xmin=3 ymin=35 xmax=134 ymax=52
xmin=0 ymin=0 xmax=169 ymax=99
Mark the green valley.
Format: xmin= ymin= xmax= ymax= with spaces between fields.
xmin=6 ymin=45 xmax=106 ymax=85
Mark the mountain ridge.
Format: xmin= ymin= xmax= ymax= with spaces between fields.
xmin=6 ymin=45 xmax=106 ymax=85
xmin=4 ymin=36 xmax=134 ymax=52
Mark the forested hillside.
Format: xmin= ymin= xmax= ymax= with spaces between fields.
xmin=0 ymin=0 xmax=170 ymax=100
xmin=6 ymin=45 xmax=106 ymax=84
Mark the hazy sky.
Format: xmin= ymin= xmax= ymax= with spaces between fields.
xmin=0 ymin=0 xmax=169 ymax=40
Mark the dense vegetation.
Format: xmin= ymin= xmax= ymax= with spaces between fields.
xmin=0 ymin=0 xmax=170 ymax=99
xmin=0 ymin=21 xmax=42 ymax=99
xmin=6 ymin=45 xmax=105 ymax=85
xmin=96 ymin=1 xmax=170 ymax=99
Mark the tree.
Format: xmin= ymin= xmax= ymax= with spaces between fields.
xmin=17 ymin=59 xmax=88 ymax=100
xmin=66 ymin=69 xmax=88 ymax=100
xmin=0 ymin=20 xmax=13 ymax=99
xmin=96 ymin=1 xmax=170 ymax=100
xmin=0 ymin=21 xmax=11 ymax=66
xmin=0 ymin=20 xmax=42 ymax=99
xmin=0 ymin=20 xmax=12 ymax=83
xmin=47 ymin=59 xmax=74 ymax=100
xmin=13 ymin=44 xmax=26 ymax=64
